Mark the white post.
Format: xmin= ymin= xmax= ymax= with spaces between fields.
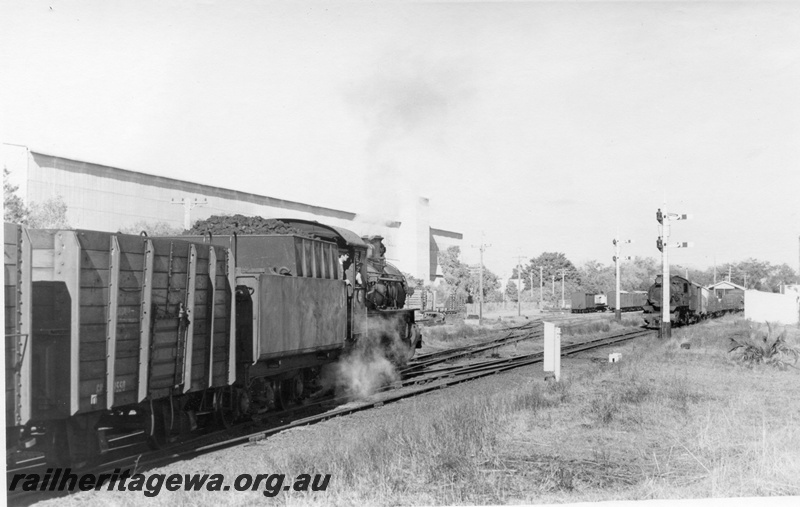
xmin=543 ymin=321 xmax=561 ymax=381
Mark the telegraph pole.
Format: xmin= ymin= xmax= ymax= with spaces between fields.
xmin=513 ymin=255 xmax=526 ymax=316
xmin=530 ymin=270 xmax=534 ymax=301
xmin=471 ymin=241 xmax=491 ymax=326
xmin=656 ymin=206 xmax=692 ymax=339
xmin=171 ymin=197 xmax=208 ymax=230
xmin=539 ymin=266 xmax=543 ymax=310
xmin=612 ymin=235 xmax=633 ymax=322
xmin=518 ymin=264 xmax=522 ymax=316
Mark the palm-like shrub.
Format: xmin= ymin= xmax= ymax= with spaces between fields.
xmin=728 ymin=322 xmax=800 ymax=370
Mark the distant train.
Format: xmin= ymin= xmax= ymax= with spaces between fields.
xmin=570 ymin=290 xmax=647 ymax=314
xmin=642 ymin=275 xmax=744 ymax=327
xmin=570 ymin=292 xmax=607 ymax=313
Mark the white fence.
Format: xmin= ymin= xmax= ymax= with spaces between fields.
xmin=744 ymin=290 xmax=800 ymax=325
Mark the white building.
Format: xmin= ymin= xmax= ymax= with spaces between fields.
xmin=3 ymin=144 xmax=461 ymax=282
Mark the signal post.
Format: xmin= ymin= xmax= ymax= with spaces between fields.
xmin=656 ymin=207 xmax=692 ymax=339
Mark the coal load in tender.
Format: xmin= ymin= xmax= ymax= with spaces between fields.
xmin=186 ymin=214 xmax=315 ymax=238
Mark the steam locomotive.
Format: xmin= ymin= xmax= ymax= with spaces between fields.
xmin=642 ymin=274 xmax=744 ymax=327
xmin=4 ymin=218 xmax=420 ymax=466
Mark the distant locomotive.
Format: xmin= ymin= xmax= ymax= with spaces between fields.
xmin=4 ymin=218 xmax=420 ymax=466
xmin=642 ymin=274 xmax=744 ymax=327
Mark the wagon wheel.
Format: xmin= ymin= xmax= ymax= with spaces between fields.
xmin=276 ymin=376 xmax=303 ymax=411
xmin=144 ymin=400 xmax=169 ymax=450
xmin=45 ymin=420 xmax=72 ymax=467
xmin=213 ymin=388 xmax=237 ymax=429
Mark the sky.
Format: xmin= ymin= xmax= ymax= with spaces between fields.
xmin=2 ymin=0 xmax=799 ymax=281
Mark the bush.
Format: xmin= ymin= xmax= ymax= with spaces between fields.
xmin=728 ymin=322 xmax=800 ymax=370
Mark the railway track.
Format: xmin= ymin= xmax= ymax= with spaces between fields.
xmin=7 ymin=324 xmax=653 ymax=506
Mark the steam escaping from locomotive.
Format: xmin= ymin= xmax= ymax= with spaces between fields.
xmin=319 ymin=233 xmax=420 ymax=400
xmin=334 ymin=347 xmax=399 ymax=400
xmin=330 ymin=313 xmax=414 ymax=399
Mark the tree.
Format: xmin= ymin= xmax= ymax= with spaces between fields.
xmin=578 ymin=260 xmax=615 ymax=293
xmin=4 ymin=168 xmax=28 ymax=224
xmin=517 ymin=252 xmax=581 ymax=292
xmin=622 ymin=256 xmax=660 ymax=291
xmin=437 ymin=246 xmax=471 ymax=299
xmin=120 ymin=220 xmax=185 ymax=237
xmin=465 ymin=266 xmax=500 ymax=302
xmin=767 ymin=263 xmax=798 ymax=290
xmin=27 ymin=196 xmax=71 ymax=229
xmin=505 ymin=280 xmax=519 ymax=302
xmin=4 ymin=167 xmax=70 ymax=228
xmin=485 ymin=287 xmax=504 ymax=303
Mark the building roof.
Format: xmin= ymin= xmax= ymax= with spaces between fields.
xmin=430 ymin=227 xmax=463 ymax=240
xmin=707 ymin=280 xmax=746 ymax=291
xmin=29 ymin=150 xmax=361 ymax=221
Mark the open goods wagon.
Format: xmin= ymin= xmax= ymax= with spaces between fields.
xmin=607 ymin=291 xmax=648 ymax=312
xmin=5 ymin=224 xmax=235 ymax=463
xmin=570 ymin=292 xmax=607 ymax=313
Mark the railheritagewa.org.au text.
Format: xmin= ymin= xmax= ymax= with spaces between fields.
xmin=9 ymin=468 xmax=331 ymax=497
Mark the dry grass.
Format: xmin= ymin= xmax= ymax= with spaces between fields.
xmin=561 ymin=315 xmax=642 ymax=337
xmin=419 ymin=319 xmax=518 ymax=352
xmin=47 ymin=317 xmax=800 ymax=506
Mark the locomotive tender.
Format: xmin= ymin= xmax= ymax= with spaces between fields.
xmin=4 ymin=218 xmax=420 ymax=465
xmin=642 ymin=274 xmax=744 ymax=327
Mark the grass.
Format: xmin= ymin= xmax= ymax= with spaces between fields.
xmin=561 ymin=315 xmax=642 ymax=337
xmin=419 ymin=319 xmax=517 ymax=351
xmin=49 ymin=317 xmax=800 ymax=506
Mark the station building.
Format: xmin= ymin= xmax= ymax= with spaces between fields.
xmin=706 ymin=280 xmax=746 ymax=298
xmin=2 ymin=144 xmax=461 ymax=283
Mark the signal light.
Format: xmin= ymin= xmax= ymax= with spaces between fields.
xmin=612 ymin=255 xmax=617 ymax=262
xmin=656 ymin=237 xmax=663 ymax=252
xmin=656 ymin=209 xmax=663 ymax=224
